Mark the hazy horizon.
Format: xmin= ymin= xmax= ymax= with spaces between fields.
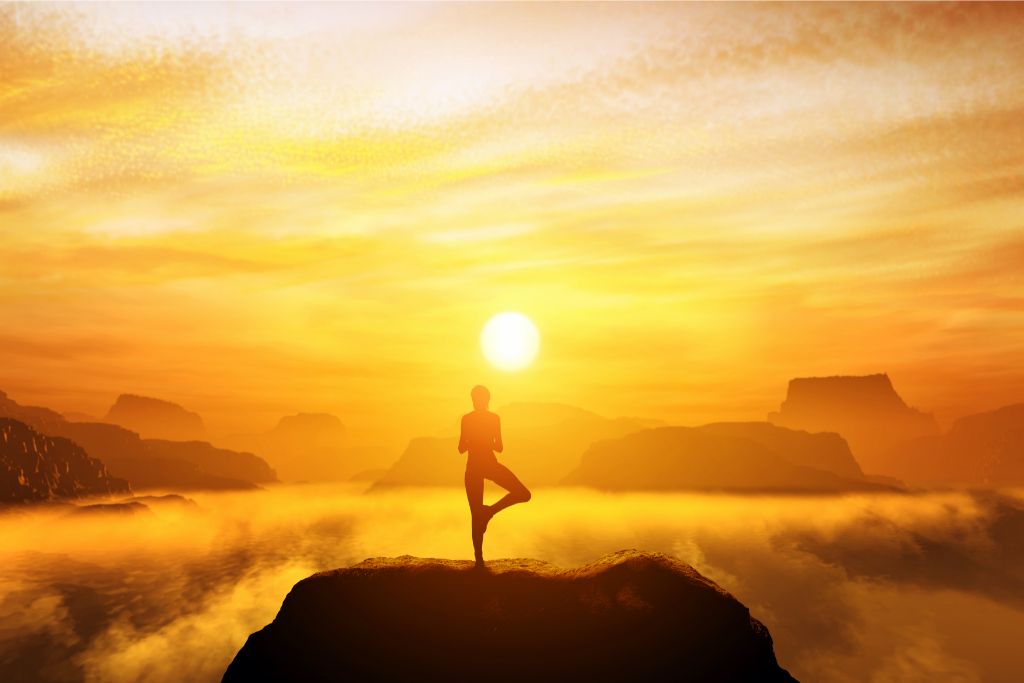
xmin=4 ymin=4 xmax=1024 ymax=681
xmin=4 ymin=3 xmax=1024 ymax=440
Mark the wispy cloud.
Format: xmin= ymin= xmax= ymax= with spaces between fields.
xmin=1 ymin=3 xmax=1023 ymax=435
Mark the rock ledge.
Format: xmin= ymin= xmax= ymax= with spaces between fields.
xmin=223 ymin=549 xmax=796 ymax=682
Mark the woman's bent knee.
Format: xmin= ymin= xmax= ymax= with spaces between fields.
xmin=519 ymin=487 xmax=532 ymax=502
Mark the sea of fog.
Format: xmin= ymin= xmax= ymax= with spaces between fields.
xmin=2 ymin=484 xmax=1023 ymax=683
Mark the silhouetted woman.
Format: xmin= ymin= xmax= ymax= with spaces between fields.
xmin=459 ymin=385 xmax=531 ymax=566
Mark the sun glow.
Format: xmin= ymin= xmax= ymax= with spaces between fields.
xmin=481 ymin=312 xmax=540 ymax=372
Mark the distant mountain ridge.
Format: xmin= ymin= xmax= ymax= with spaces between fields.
xmin=370 ymin=403 xmax=883 ymax=493
xmin=883 ymin=403 xmax=1024 ymax=487
xmin=769 ymin=374 xmax=938 ymax=474
xmin=104 ymin=393 xmax=206 ymax=441
xmin=224 ymin=413 xmax=392 ymax=483
xmin=1 ymin=417 xmax=130 ymax=503
xmin=372 ymin=402 xmax=664 ymax=489
xmin=563 ymin=423 xmax=890 ymax=493
xmin=0 ymin=390 xmax=275 ymax=492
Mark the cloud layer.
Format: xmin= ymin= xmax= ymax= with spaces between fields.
xmin=2 ymin=486 xmax=1024 ymax=682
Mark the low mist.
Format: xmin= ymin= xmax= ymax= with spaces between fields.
xmin=2 ymin=485 xmax=1023 ymax=683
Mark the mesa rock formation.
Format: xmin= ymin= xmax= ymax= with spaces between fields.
xmin=769 ymin=374 xmax=937 ymax=474
xmin=222 ymin=550 xmax=796 ymax=683
xmin=563 ymin=424 xmax=890 ymax=493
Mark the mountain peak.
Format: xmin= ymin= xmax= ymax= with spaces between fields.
xmin=104 ymin=394 xmax=205 ymax=441
xmin=769 ymin=374 xmax=937 ymax=474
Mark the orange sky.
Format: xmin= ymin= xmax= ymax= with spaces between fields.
xmin=1 ymin=2 xmax=1023 ymax=444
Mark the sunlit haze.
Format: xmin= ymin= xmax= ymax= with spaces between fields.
xmin=4 ymin=5 xmax=1024 ymax=683
xmin=3 ymin=3 xmax=1024 ymax=445
xmin=481 ymin=311 xmax=540 ymax=372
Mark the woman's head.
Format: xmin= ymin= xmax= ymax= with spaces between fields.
xmin=470 ymin=385 xmax=490 ymax=410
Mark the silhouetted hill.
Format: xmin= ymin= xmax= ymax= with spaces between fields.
xmin=349 ymin=467 xmax=388 ymax=483
xmin=223 ymin=413 xmax=388 ymax=482
xmin=372 ymin=403 xmax=661 ymax=489
xmin=371 ymin=436 xmax=454 ymax=488
xmin=0 ymin=390 xmax=273 ymax=491
xmin=769 ymin=374 xmax=938 ymax=474
xmin=0 ymin=418 xmax=130 ymax=503
xmin=0 ymin=390 xmax=66 ymax=432
xmin=62 ymin=410 xmax=98 ymax=423
xmin=119 ymin=493 xmax=198 ymax=508
xmin=66 ymin=500 xmax=151 ymax=516
xmin=222 ymin=550 xmax=796 ymax=683
xmin=145 ymin=439 xmax=275 ymax=484
xmin=104 ymin=393 xmax=206 ymax=441
xmin=883 ymin=403 xmax=1024 ymax=487
xmin=563 ymin=425 xmax=892 ymax=492
xmin=697 ymin=422 xmax=865 ymax=478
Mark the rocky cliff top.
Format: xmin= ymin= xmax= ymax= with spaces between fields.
xmin=223 ymin=549 xmax=796 ymax=683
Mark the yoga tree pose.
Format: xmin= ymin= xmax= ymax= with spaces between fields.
xmin=459 ymin=385 xmax=531 ymax=566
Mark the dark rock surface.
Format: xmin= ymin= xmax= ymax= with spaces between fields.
xmin=0 ymin=418 xmax=130 ymax=503
xmin=104 ymin=393 xmax=206 ymax=441
xmin=563 ymin=425 xmax=891 ymax=493
xmin=223 ymin=550 xmax=796 ymax=683
xmin=769 ymin=373 xmax=938 ymax=473
xmin=120 ymin=493 xmax=199 ymax=508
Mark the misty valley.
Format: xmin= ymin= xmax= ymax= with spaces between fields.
xmin=3 ymin=485 xmax=1023 ymax=683
xmin=3 ymin=377 xmax=1024 ymax=682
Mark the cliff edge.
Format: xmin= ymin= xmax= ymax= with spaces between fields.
xmin=223 ymin=550 xmax=796 ymax=683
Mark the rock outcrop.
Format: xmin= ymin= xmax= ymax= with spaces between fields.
xmin=883 ymin=403 xmax=1024 ymax=487
xmin=768 ymin=374 xmax=938 ymax=474
xmin=104 ymin=393 xmax=206 ymax=441
xmin=222 ymin=550 xmax=796 ymax=683
xmin=563 ymin=425 xmax=891 ymax=492
xmin=373 ymin=402 xmax=662 ymax=490
xmin=0 ymin=390 xmax=274 ymax=491
xmin=0 ymin=418 xmax=130 ymax=503
xmin=66 ymin=500 xmax=151 ymax=516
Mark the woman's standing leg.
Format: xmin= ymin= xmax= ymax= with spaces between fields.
xmin=464 ymin=465 xmax=486 ymax=564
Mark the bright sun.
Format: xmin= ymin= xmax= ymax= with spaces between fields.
xmin=481 ymin=312 xmax=540 ymax=371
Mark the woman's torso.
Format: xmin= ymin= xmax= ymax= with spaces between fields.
xmin=463 ymin=410 xmax=499 ymax=463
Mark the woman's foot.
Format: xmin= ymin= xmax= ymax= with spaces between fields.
xmin=480 ymin=504 xmax=495 ymax=532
